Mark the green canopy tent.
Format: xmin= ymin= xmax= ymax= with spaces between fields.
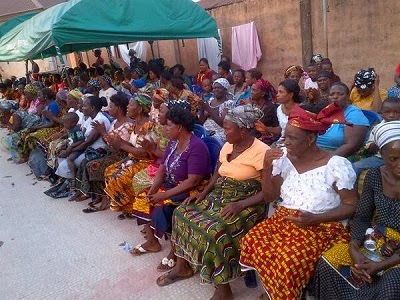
xmin=0 ymin=0 xmax=220 ymax=62
xmin=0 ymin=12 xmax=38 ymax=38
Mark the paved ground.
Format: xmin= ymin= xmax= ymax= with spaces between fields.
xmin=0 ymin=129 xmax=264 ymax=300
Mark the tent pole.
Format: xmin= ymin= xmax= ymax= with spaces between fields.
xmin=25 ymin=60 xmax=30 ymax=83
xmin=56 ymin=46 xmax=72 ymax=89
xmin=322 ymin=0 xmax=329 ymax=57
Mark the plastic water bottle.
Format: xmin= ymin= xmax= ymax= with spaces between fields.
xmin=363 ymin=228 xmax=384 ymax=276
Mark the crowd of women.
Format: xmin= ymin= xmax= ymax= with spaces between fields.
xmin=0 ymin=54 xmax=399 ymax=300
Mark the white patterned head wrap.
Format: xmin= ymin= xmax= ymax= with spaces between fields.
xmin=225 ymin=104 xmax=263 ymax=129
xmin=374 ymin=121 xmax=400 ymax=149
xmin=213 ymin=78 xmax=230 ymax=90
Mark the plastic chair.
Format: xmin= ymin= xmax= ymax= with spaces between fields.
xmin=193 ymin=124 xmax=207 ymax=139
xmin=361 ymin=109 xmax=382 ymax=126
xmin=202 ymin=136 xmax=223 ymax=173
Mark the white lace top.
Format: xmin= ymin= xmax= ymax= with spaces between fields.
xmin=276 ymin=105 xmax=288 ymax=137
xmin=272 ymin=150 xmax=356 ymax=214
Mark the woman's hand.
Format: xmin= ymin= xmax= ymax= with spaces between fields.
xmin=137 ymin=138 xmax=157 ymax=152
xmin=148 ymin=192 xmax=166 ymax=204
xmin=221 ymin=202 xmax=244 ymax=220
xmin=255 ymin=121 xmax=268 ymax=134
xmin=263 ymin=148 xmax=284 ymax=169
xmin=182 ymin=193 xmax=205 ymax=205
xmin=91 ymin=120 xmax=107 ymax=135
xmin=104 ymin=135 xmax=123 ymax=150
xmin=284 ymin=211 xmax=317 ymax=227
xmin=350 ymin=261 xmax=383 ymax=284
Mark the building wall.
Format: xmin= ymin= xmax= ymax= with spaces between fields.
xmin=151 ymin=0 xmax=400 ymax=90
xmin=310 ymin=0 xmax=400 ymax=89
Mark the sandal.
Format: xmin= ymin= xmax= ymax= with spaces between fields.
xmin=117 ymin=212 xmax=127 ymax=220
xmin=129 ymin=244 xmax=160 ymax=256
xmin=82 ymin=206 xmax=107 ymax=213
xmin=157 ymin=257 xmax=176 ymax=272
xmin=88 ymin=199 xmax=102 ymax=207
xmin=156 ymin=270 xmax=193 ymax=287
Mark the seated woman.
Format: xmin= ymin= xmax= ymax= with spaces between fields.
xmin=6 ymin=84 xmax=45 ymax=163
xmin=169 ymin=76 xmax=199 ymax=117
xmin=350 ymin=68 xmax=387 ymax=112
xmin=311 ymin=121 xmax=400 ymax=300
xmin=70 ymin=92 xmax=134 ymax=209
xmin=130 ymin=105 xmax=211 ymax=255
xmin=236 ymin=68 xmax=263 ymax=105
xmin=22 ymin=88 xmax=63 ymax=160
xmin=255 ymin=79 xmax=303 ymax=146
xmin=239 ymin=103 xmax=358 ymax=300
xmin=243 ymin=78 xmax=279 ymax=145
xmin=283 ymin=65 xmax=304 ymax=85
xmin=103 ymin=94 xmax=166 ymax=219
xmin=194 ymin=58 xmax=216 ymax=88
xmin=230 ymin=69 xmax=246 ymax=102
xmin=198 ymin=78 xmax=235 ymax=144
xmin=54 ymin=95 xmax=111 ymax=184
xmin=317 ymin=82 xmax=370 ymax=161
xmin=47 ymin=89 xmax=85 ymax=171
xmin=155 ymin=104 xmax=268 ymax=300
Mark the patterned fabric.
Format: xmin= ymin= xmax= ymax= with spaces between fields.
xmin=104 ymin=158 xmax=153 ymax=213
xmin=172 ymin=89 xmax=199 ymax=117
xmin=103 ymin=121 xmax=160 ymax=213
xmin=240 ymin=206 xmax=349 ymax=299
xmin=289 ymin=102 xmax=349 ymax=134
xmin=354 ymin=68 xmax=376 ymax=90
xmin=213 ymin=78 xmax=230 ymax=90
xmin=284 ymin=65 xmax=304 ymax=79
xmin=172 ymin=177 xmax=265 ymax=285
xmin=225 ymin=104 xmax=263 ymax=129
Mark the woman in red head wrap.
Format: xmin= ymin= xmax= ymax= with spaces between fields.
xmin=240 ymin=103 xmax=358 ymax=300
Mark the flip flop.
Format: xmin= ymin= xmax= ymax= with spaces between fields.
xmin=129 ymin=244 xmax=160 ymax=256
xmin=88 ymin=199 xmax=102 ymax=207
xmin=157 ymin=257 xmax=176 ymax=272
xmin=156 ymin=270 xmax=192 ymax=287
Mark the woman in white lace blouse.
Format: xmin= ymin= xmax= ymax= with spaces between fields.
xmin=240 ymin=103 xmax=358 ymax=300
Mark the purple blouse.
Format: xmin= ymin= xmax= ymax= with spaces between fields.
xmin=161 ymin=134 xmax=211 ymax=185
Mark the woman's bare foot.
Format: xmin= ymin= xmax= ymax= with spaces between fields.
xmin=210 ymin=284 xmax=233 ymax=300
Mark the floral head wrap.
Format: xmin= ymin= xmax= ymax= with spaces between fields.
xmin=225 ymin=104 xmax=263 ymax=129
xmin=284 ymin=65 xmax=304 ymax=78
xmin=100 ymin=75 xmax=113 ymax=87
xmin=132 ymin=93 xmax=152 ymax=113
xmin=56 ymin=89 xmax=69 ymax=102
xmin=213 ymin=78 xmax=230 ymax=90
xmin=288 ymin=102 xmax=349 ymax=135
xmin=87 ymin=79 xmax=101 ymax=90
xmin=373 ymin=121 xmax=400 ymax=150
xmin=153 ymin=88 xmax=169 ymax=103
xmin=165 ymin=99 xmax=191 ymax=111
xmin=24 ymin=84 xmax=40 ymax=96
xmin=254 ymin=78 xmax=277 ymax=101
xmin=354 ymin=68 xmax=376 ymax=90
xmin=69 ymin=89 xmax=83 ymax=100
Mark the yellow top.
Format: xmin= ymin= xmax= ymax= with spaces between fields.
xmin=218 ymin=138 xmax=269 ymax=181
xmin=349 ymin=87 xmax=387 ymax=110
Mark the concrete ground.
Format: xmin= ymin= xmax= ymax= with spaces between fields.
xmin=0 ymin=129 xmax=264 ymax=300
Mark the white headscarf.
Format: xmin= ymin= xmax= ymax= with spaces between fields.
xmin=374 ymin=120 xmax=400 ymax=149
xmin=213 ymin=78 xmax=230 ymax=90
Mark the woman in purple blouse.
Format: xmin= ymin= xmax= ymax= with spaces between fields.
xmin=130 ymin=104 xmax=211 ymax=256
